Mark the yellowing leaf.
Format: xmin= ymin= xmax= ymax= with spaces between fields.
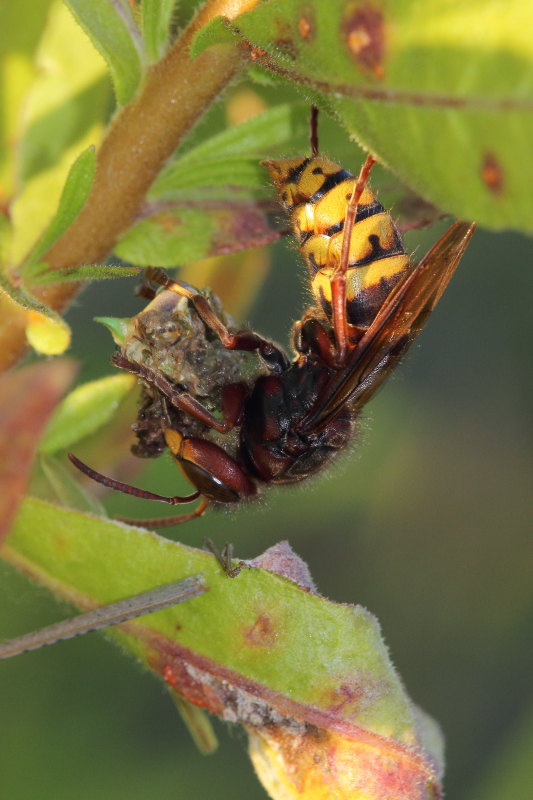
xmin=25 ymin=310 xmax=71 ymax=355
xmin=249 ymin=723 xmax=442 ymax=800
xmin=9 ymin=0 xmax=108 ymax=265
xmin=0 ymin=273 xmax=71 ymax=355
xmin=0 ymin=0 xmax=54 ymax=198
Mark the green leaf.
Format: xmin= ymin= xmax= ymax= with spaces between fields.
xmin=153 ymin=156 xmax=268 ymax=197
xmin=0 ymin=273 xmax=71 ymax=355
xmin=141 ymin=0 xmax=176 ymax=62
xmin=176 ymin=103 xmax=308 ymax=163
xmin=115 ymin=205 xmax=213 ymax=265
xmin=65 ymin=0 xmax=144 ymax=105
xmin=22 ymin=147 xmax=96 ymax=279
xmin=94 ymin=315 xmax=131 ymax=346
xmin=2 ymin=493 xmax=447 ymax=795
xmin=153 ymin=103 xmax=308 ymax=196
xmin=190 ymin=15 xmax=235 ymax=57
xmin=28 ymin=263 xmax=141 ymax=286
xmin=196 ymin=0 xmax=533 ymax=232
xmin=39 ymin=373 xmax=136 ymax=454
xmin=2 ymin=498 xmax=441 ymax=774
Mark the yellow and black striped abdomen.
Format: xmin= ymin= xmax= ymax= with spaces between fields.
xmin=264 ymin=155 xmax=410 ymax=329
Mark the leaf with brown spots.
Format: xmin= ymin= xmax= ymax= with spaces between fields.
xmin=341 ymin=2 xmax=386 ymax=79
xmin=194 ymin=0 xmax=533 ymax=231
xmin=2 ymin=503 xmax=444 ymax=799
xmin=481 ymin=151 xmax=505 ymax=195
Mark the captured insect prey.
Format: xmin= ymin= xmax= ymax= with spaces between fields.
xmin=70 ymin=110 xmax=475 ymax=528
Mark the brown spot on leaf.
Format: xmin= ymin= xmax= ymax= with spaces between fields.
xmin=274 ymin=17 xmax=299 ymax=60
xmin=320 ymin=672 xmax=383 ymax=718
xmin=326 ymin=682 xmax=365 ymax=714
xmin=156 ymin=212 xmax=183 ymax=232
xmin=481 ymin=151 xmax=504 ymax=194
xmin=275 ymin=38 xmax=299 ymax=60
xmin=341 ymin=3 xmax=386 ymax=78
xmin=211 ymin=207 xmax=272 ymax=254
xmin=298 ymin=5 xmax=315 ymax=41
xmin=243 ymin=612 xmax=278 ymax=648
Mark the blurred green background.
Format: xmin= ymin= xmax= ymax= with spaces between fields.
xmin=1 ymin=86 xmax=532 ymax=800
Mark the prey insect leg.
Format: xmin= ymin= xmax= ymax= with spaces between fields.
xmin=116 ymin=498 xmax=209 ymax=529
xmin=112 ymin=353 xmax=245 ymax=433
xmin=144 ymin=268 xmax=289 ymax=372
xmin=68 ymin=453 xmax=200 ymax=506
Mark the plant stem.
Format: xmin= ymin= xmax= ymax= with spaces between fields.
xmin=1 ymin=0 xmax=259 ymax=371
